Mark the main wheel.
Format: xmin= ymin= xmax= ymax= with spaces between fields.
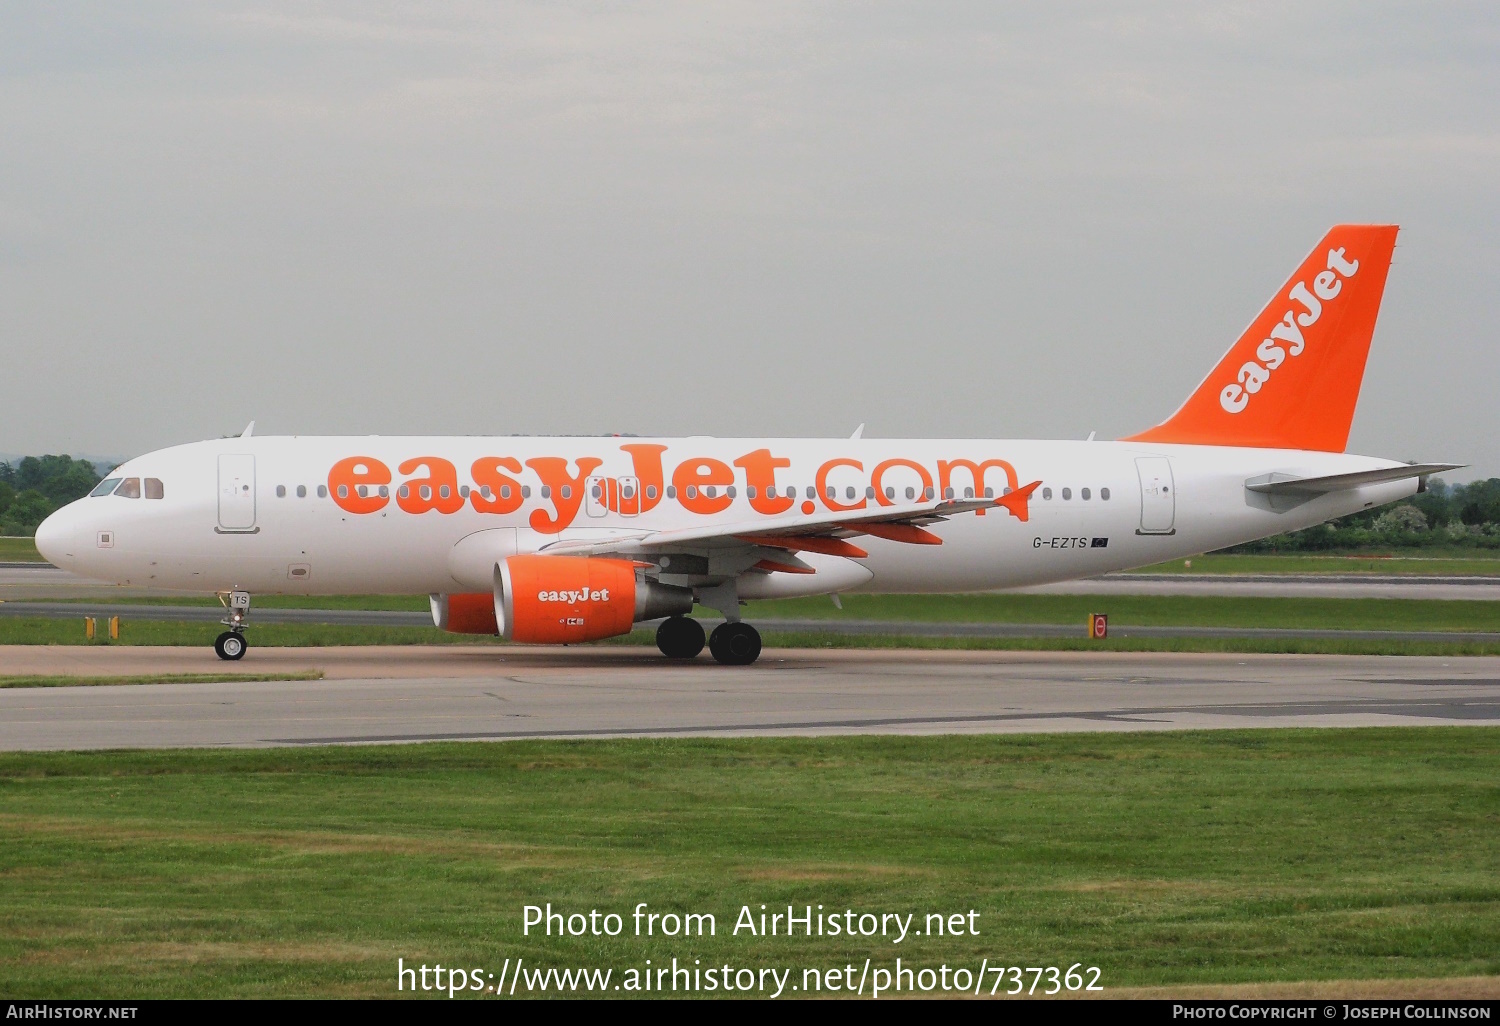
xmin=214 ymin=631 xmax=247 ymax=661
xmin=656 ymin=616 xmax=706 ymax=659
xmin=708 ymin=622 xmax=762 ymax=666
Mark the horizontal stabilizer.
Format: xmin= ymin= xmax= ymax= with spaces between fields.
xmin=1245 ymin=463 xmax=1462 ymax=496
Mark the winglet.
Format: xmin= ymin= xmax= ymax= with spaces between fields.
xmin=993 ymin=480 xmax=1041 ymax=522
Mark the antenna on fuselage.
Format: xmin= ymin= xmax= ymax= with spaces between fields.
xmin=240 ymin=421 xmax=256 ymax=438
xmin=850 ymin=423 xmax=865 ymax=439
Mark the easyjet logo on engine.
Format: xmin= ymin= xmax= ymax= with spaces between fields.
xmin=1219 ymin=247 xmax=1361 ymax=414
xmin=539 ymin=589 xmax=610 ymax=603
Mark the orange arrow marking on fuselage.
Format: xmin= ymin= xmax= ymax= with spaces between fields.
xmin=992 ymin=480 xmax=1041 ymax=522
xmin=739 ymin=535 xmax=870 ymax=559
xmin=848 ymin=522 xmax=942 ymax=545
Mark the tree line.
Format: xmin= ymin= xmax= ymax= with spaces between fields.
xmin=0 ymin=456 xmax=104 ymax=536
xmin=1228 ymin=478 xmax=1500 ymax=553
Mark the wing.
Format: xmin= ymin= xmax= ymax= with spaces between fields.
xmin=535 ymin=481 xmax=1042 ymax=565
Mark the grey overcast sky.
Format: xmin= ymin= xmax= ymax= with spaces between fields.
xmin=2 ymin=3 xmax=1497 ymax=475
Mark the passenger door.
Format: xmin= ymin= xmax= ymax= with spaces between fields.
xmin=1135 ymin=456 xmax=1175 ymax=534
xmin=217 ymin=454 xmax=257 ymax=532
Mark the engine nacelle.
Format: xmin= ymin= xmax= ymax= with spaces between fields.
xmin=494 ymin=555 xmax=692 ymax=644
xmin=429 ymin=592 xmax=500 ymax=634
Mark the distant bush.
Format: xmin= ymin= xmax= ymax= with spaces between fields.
xmin=0 ymin=456 xmax=102 ymax=536
xmin=1224 ymin=478 xmax=1500 ymax=554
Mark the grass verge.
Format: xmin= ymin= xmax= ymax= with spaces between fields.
xmin=0 ymin=536 xmax=43 ymax=561
xmin=1131 ymin=552 xmax=1500 ymax=575
xmin=0 ymin=671 xmax=325 ymax=689
xmin=0 ymin=729 xmax=1496 ymax=997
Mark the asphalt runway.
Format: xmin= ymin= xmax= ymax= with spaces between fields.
xmin=0 ymin=646 xmax=1495 ymax=751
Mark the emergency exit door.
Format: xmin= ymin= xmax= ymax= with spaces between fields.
xmin=218 ymin=454 xmax=257 ymax=531
xmin=1135 ymin=456 xmax=1175 ymax=534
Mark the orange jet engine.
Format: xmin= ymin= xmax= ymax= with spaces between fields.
xmin=494 ymin=555 xmax=693 ymax=644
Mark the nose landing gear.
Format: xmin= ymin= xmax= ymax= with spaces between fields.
xmin=214 ymin=590 xmax=251 ymax=661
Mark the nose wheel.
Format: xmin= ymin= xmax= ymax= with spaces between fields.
xmin=709 ymin=622 xmax=762 ymax=665
xmin=214 ymin=631 xmax=248 ymax=661
xmin=215 ymin=590 xmax=252 ymax=661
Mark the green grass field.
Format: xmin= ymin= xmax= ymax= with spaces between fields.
xmin=1132 ymin=553 xmax=1500 ymax=575
xmin=0 ymin=672 xmax=324 ymax=689
xmin=0 ymin=536 xmax=42 ymax=561
xmin=0 ymin=730 xmax=1495 ymax=998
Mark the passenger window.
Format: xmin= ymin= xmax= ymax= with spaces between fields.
xmin=705 ymin=486 xmax=715 ymax=499
xmin=591 ymin=485 xmax=602 ymax=499
xmin=296 ymin=485 xmax=307 ymax=498
xmin=666 ymin=486 xmax=677 ymax=499
xmin=984 ymin=487 xmax=994 ymax=498
xmin=440 ymin=485 xmax=451 ymax=499
xmin=686 ymin=485 xmax=698 ymax=499
xmin=885 ymin=487 xmax=895 ymax=500
xmin=646 ymin=485 xmax=657 ymax=500
xmin=925 ymin=487 xmax=935 ymax=500
xmin=318 ymin=485 xmax=328 ymax=498
xmin=1062 ymin=488 xmax=1071 ymax=500
xmin=276 ymin=485 xmax=286 ymax=498
xmin=943 ymin=487 xmax=954 ymax=499
xmin=398 ymin=485 xmax=410 ymax=499
xmin=806 ymin=486 xmax=816 ymax=499
xmin=767 ymin=486 xmax=777 ymax=498
xmin=746 ymin=486 xmax=757 ymax=499
xmin=541 ymin=486 xmax=552 ymax=499
xmin=460 ymin=485 xmax=469 ymax=498
xmin=866 ymin=486 xmax=875 ymax=499
xmin=145 ymin=478 xmax=165 ymax=500
xmin=964 ymin=487 xmax=973 ymax=499
xmin=1082 ymin=487 xmax=1091 ymax=500
xmin=826 ymin=486 xmax=835 ymax=500
xmin=904 ymin=486 xmax=915 ymax=500
xmin=561 ymin=486 xmax=571 ymax=500
xmin=420 ymin=485 xmax=432 ymax=500
xmin=1042 ymin=488 xmax=1052 ymax=500
xmin=357 ymin=485 xmax=369 ymax=498
xmin=379 ymin=485 xmax=389 ymax=498
xmin=115 ymin=478 xmax=141 ymax=499
xmin=1101 ymin=487 xmax=1110 ymax=500
xmin=726 ymin=486 xmax=736 ymax=499
xmin=522 ymin=486 xmax=532 ymax=499
xmin=846 ymin=486 xmax=856 ymax=500
xmin=91 ymin=478 xmax=121 ymax=497
xmin=337 ymin=485 xmax=348 ymax=499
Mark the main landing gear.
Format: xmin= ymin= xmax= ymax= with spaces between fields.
xmin=214 ymin=590 xmax=251 ymax=661
xmin=655 ymin=616 xmax=762 ymax=665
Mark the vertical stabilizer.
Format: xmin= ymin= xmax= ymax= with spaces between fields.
xmin=1126 ymin=224 xmax=1398 ymax=452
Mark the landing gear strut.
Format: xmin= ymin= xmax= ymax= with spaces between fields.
xmin=709 ymin=621 xmax=762 ymax=666
xmin=215 ymin=590 xmax=251 ymax=661
xmin=656 ymin=616 xmax=706 ymax=659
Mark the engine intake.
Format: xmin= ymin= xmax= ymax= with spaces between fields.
xmin=494 ymin=555 xmax=692 ymax=644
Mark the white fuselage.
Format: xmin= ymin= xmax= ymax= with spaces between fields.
xmin=36 ymin=436 xmax=1415 ymax=597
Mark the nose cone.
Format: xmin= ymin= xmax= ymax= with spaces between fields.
xmin=34 ymin=504 xmax=81 ymax=568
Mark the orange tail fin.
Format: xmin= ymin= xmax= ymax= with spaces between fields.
xmin=1125 ymin=224 xmax=1398 ymax=452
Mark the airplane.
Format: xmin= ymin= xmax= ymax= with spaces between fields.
xmin=35 ymin=224 xmax=1458 ymax=665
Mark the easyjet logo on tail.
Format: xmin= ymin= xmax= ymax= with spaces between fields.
xmin=1220 ymin=247 xmax=1361 ymax=414
xmin=1125 ymin=224 xmax=1398 ymax=453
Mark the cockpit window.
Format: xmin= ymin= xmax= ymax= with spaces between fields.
xmin=115 ymin=477 xmax=141 ymax=499
xmin=145 ymin=478 xmax=164 ymax=500
xmin=90 ymin=478 xmax=122 ymax=497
